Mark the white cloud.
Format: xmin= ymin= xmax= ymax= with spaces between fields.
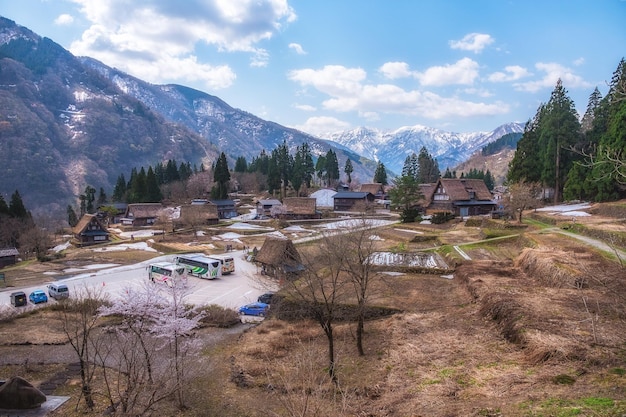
xmin=288 ymin=65 xmax=509 ymax=121
xmin=488 ymin=65 xmax=532 ymax=82
xmin=288 ymin=43 xmax=306 ymax=55
xmin=68 ymin=0 xmax=295 ymax=88
xmin=294 ymin=116 xmax=351 ymax=137
xmin=294 ymin=103 xmax=316 ymax=111
xmin=449 ymin=33 xmax=494 ymax=53
xmin=513 ymin=62 xmax=592 ymax=92
xmin=573 ymin=57 xmax=585 ymax=66
xmin=415 ymin=58 xmax=480 ymax=86
xmin=379 ymin=62 xmax=413 ymax=79
xmin=54 ymin=14 xmax=74 ymax=25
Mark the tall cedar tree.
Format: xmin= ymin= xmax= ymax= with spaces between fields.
xmin=213 ymin=152 xmax=231 ymax=200
xmin=344 ymin=158 xmax=354 ymax=185
xmin=325 ymin=149 xmax=340 ymax=187
xmin=373 ymin=161 xmax=388 ymax=185
xmin=508 ymin=108 xmax=548 ymax=185
xmin=145 ymin=166 xmax=163 ymax=202
xmin=417 ymin=146 xmax=440 ymax=183
xmin=540 ymin=79 xmax=581 ymax=203
xmin=402 ymin=153 xmax=419 ymax=179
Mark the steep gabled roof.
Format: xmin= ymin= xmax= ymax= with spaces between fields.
xmin=358 ymin=183 xmax=385 ymax=195
xmin=0 ymin=247 xmax=19 ymax=257
xmin=439 ymin=178 xmax=493 ymax=201
xmin=72 ymin=214 xmax=108 ymax=235
xmin=283 ymin=197 xmax=317 ymax=215
xmin=257 ymin=198 xmax=282 ymax=206
xmin=255 ymin=236 xmax=302 ymax=268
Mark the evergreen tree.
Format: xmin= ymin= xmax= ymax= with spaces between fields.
xmin=67 ymin=205 xmax=79 ymax=227
xmin=0 ymin=195 xmax=9 ymax=215
xmin=213 ymin=152 xmax=231 ymax=200
xmin=540 ymin=79 xmax=581 ymax=203
xmin=146 ymin=166 xmax=163 ymax=202
xmin=484 ymin=170 xmax=495 ymax=191
xmin=344 ymin=158 xmax=354 ymax=185
xmin=266 ymin=153 xmax=281 ymax=194
xmin=275 ymin=141 xmax=293 ymax=199
xmin=581 ymin=87 xmax=603 ymax=133
xmin=129 ymin=168 xmax=147 ymax=203
xmin=234 ymin=156 xmax=248 ymax=173
xmin=325 ymin=149 xmax=340 ymax=186
xmin=373 ymin=161 xmax=388 ymax=185
xmin=388 ymin=175 xmax=422 ymax=222
xmin=112 ymin=174 xmax=127 ymax=202
xmin=97 ymin=187 xmax=107 ymax=206
xmin=508 ymin=111 xmax=546 ymax=184
xmin=8 ymin=190 xmax=28 ymax=219
xmin=402 ymin=153 xmax=419 ymax=179
xmin=443 ymin=168 xmax=455 ymax=178
xmin=83 ymin=185 xmax=96 ymax=214
xmin=417 ymin=146 xmax=440 ymax=183
xmin=315 ymin=155 xmax=326 ymax=186
xmin=165 ymin=159 xmax=180 ymax=183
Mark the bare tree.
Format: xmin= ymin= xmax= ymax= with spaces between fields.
xmin=283 ymin=234 xmax=353 ymax=383
xmin=57 ymin=285 xmax=108 ymax=410
xmin=339 ymin=218 xmax=383 ymax=356
xmin=505 ymin=181 xmax=543 ymax=223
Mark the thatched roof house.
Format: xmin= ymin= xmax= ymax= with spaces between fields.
xmin=280 ymin=197 xmax=320 ymax=220
xmin=179 ymin=203 xmax=219 ymax=225
xmin=122 ymin=203 xmax=163 ymax=226
xmin=72 ymin=214 xmax=110 ymax=246
xmin=255 ymin=236 xmax=304 ymax=279
xmin=422 ymin=178 xmax=495 ymax=216
xmin=358 ymin=183 xmax=386 ymax=199
xmin=0 ymin=247 xmax=19 ymax=268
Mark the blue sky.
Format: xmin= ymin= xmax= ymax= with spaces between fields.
xmin=2 ymin=0 xmax=625 ymax=136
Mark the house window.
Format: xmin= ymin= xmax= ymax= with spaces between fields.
xmin=469 ymin=191 xmax=476 ymax=199
xmin=434 ymin=194 xmax=449 ymax=201
xmin=94 ymin=235 xmax=107 ymax=241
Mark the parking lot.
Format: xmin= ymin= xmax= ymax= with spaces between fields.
xmin=1 ymin=250 xmax=278 ymax=311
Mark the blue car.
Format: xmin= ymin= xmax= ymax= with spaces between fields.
xmin=238 ymin=302 xmax=269 ymax=317
xmin=29 ymin=290 xmax=48 ymax=304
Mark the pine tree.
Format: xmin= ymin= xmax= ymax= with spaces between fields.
xmin=417 ymin=146 xmax=440 ymax=183
xmin=0 ymin=195 xmax=9 ymax=215
xmin=325 ymin=149 xmax=340 ymax=187
xmin=112 ymin=174 xmax=127 ymax=202
xmin=213 ymin=152 xmax=231 ymax=200
xmin=344 ymin=158 xmax=354 ymax=185
xmin=8 ymin=190 xmax=28 ymax=219
xmin=581 ymin=87 xmax=603 ymax=133
xmin=373 ymin=161 xmax=388 ymax=185
xmin=146 ymin=166 xmax=163 ymax=202
xmin=234 ymin=156 xmax=248 ymax=173
xmin=67 ymin=205 xmax=79 ymax=227
xmin=402 ymin=153 xmax=419 ymax=179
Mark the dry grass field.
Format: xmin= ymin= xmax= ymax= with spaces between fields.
xmin=1 ymin=204 xmax=625 ymax=416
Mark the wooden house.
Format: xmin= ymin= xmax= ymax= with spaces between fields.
xmin=73 ymin=214 xmax=110 ymax=246
xmin=422 ymin=178 xmax=496 ymax=217
xmin=179 ymin=202 xmax=219 ymax=225
xmin=332 ymin=191 xmax=376 ymax=212
xmin=358 ymin=183 xmax=387 ymax=200
xmin=279 ymin=197 xmax=320 ymax=220
xmin=0 ymin=247 xmax=19 ymax=268
xmin=209 ymin=199 xmax=238 ymax=219
xmin=121 ymin=203 xmax=163 ymax=226
xmin=255 ymin=199 xmax=282 ymax=218
xmin=255 ymin=237 xmax=304 ymax=280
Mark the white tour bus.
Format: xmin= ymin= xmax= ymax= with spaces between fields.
xmin=148 ymin=262 xmax=187 ymax=287
xmin=207 ymin=254 xmax=235 ymax=275
xmin=174 ymin=254 xmax=221 ymax=279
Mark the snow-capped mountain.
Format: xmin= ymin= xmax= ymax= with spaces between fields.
xmin=326 ymin=122 xmax=525 ymax=174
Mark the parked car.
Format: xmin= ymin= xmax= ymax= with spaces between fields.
xmin=238 ymin=302 xmax=269 ymax=317
xmin=29 ymin=290 xmax=48 ymax=304
xmin=257 ymin=292 xmax=275 ymax=304
xmin=48 ymin=283 xmax=69 ymax=300
xmin=10 ymin=291 xmax=27 ymax=307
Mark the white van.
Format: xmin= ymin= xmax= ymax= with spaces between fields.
xmin=48 ymin=283 xmax=70 ymax=300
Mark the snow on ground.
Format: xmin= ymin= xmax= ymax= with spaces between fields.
xmin=226 ymin=222 xmax=274 ymax=231
xmin=118 ymin=229 xmax=162 ymax=238
xmin=231 ymin=208 xmax=257 ymax=221
xmin=536 ymin=202 xmax=592 ymax=217
xmin=92 ymin=242 xmax=158 ymax=252
xmin=63 ymin=263 xmax=120 ymax=273
xmin=310 ymin=189 xmax=336 ymax=207
xmin=215 ymin=232 xmax=244 ymax=240
xmin=52 ymin=241 xmax=71 ymax=253
xmin=283 ymin=225 xmax=310 ymax=232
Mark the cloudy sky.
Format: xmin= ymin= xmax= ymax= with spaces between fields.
xmin=3 ymin=0 xmax=625 ymax=136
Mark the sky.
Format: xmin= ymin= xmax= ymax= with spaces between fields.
xmin=2 ymin=0 xmax=625 ymax=136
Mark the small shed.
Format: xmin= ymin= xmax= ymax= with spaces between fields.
xmin=332 ymin=191 xmax=376 ymax=212
xmin=256 ymin=199 xmax=283 ymax=218
xmin=0 ymin=247 xmax=19 ymax=268
xmin=72 ymin=214 xmax=110 ymax=246
xmin=255 ymin=237 xmax=304 ymax=280
xmin=209 ymin=199 xmax=238 ymax=219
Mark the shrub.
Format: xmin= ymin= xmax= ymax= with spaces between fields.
xmin=431 ymin=212 xmax=455 ymax=224
xmin=400 ymin=207 xmax=421 ymax=223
